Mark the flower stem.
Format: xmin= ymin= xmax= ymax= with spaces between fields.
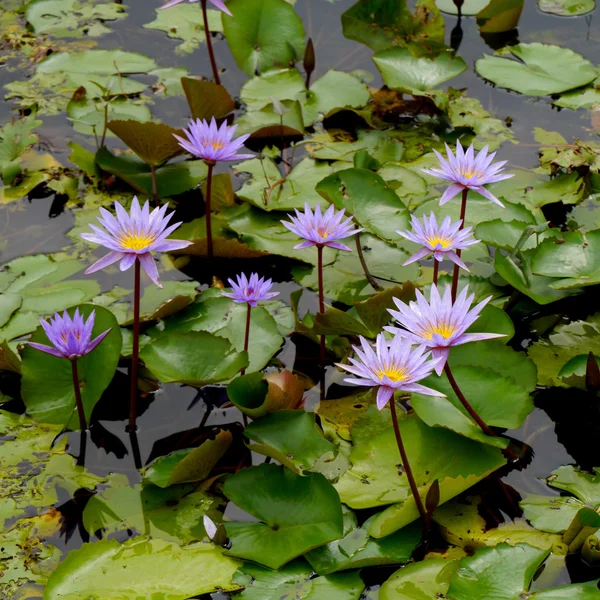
xmin=150 ymin=164 xmax=159 ymax=207
xmin=76 ymin=428 xmax=87 ymax=467
xmin=450 ymin=188 xmax=468 ymax=302
xmin=433 ymin=260 xmax=439 ymax=285
xmin=444 ymin=362 xmax=496 ymax=437
xmin=241 ymin=303 xmax=251 ymax=376
xmin=128 ymin=259 xmax=141 ymax=432
xmin=389 ymin=399 xmax=430 ymax=529
xmin=355 ymin=232 xmax=380 ymax=290
xmin=205 ymin=162 xmax=214 ymax=259
xmin=201 ymin=0 xmax=221 ymax=85
xmin=71 ymin=358 xmax=87 ymax=431
xmin=317 ymin=245 xmax=326 ymax=364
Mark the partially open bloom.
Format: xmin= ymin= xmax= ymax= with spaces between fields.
xmin=160 ymin=0 xmax=232 ymax=16
xmin=338 ymin=334 xmax=445 ymax=409
xmin=81 ymin=197 xmax=192 ymax=288
xmin=174 ymin=118 xmax=253 ymax=164
xmin=422 ymin=142 xmax=513 ymax=207
xmin=222 ymin=273 xmax=280 ymax=307
xmin=398 ymin=212 xmax=478 ymax=271
xmin=387 ymin=285 xmax=505 ymax=375
xmin=30 ymin=309 xmax=111 ymax=360
xmin=281 ymin=203 xmax=363 ymax=251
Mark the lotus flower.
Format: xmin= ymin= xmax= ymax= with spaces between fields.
xmin=30 ymin=309 xmax=110 ymax=360
xmin=281 ymin=203 xmax=363 ymax=251
xmin=387 ymin=285 xmax=505 ymax=375
xmin=422 ymin=142 xmax=513 ymax=207
xmin=174 ymin=117 xmax=253 ymax=164
xmin=222 ymin=273 xmax=280 ymax=307
xmin=160 ymin=0 xmax=232 ymax=16
xmin=337 ymin=333 xmax=445 ymax=409
xmin=398 ymin=212 xmax=478 ymax=271
xmin=81 ymin=197 xmax=191 ymax=288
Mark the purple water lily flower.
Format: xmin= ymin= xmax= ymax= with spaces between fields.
xmin=387 ymin=285 xmax=505 ymax=376
xmin=338 ymin=333 xmax=445 ymax=409
xmin=398 ymin=212 xmax=479 ymax=271
xmin=81 ymin=197 xmax=192 ymax=288
xmin=160 ymin=0 xmax=232 ymax=16
xmin=174 ymin=117 xmax=253 ymax=164
xmin=281 ymin=203 xmax=363 ymax=251
xmin=422 ymin=142 xmax=513 ymax=207
xmin=222 ymin=273 xmax=280 ymax=307
xmin=30 ymin=309 xmax=111 ymax=360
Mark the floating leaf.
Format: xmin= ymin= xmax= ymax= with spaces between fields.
xmin=475 ymin=44 xmax=596 ymax=96
xmin=373 ymin=48 xmax=468 ymax=95
xmin=107 ymin=121 xmax=184 ymax=166
xmin=538 ymin=0 xmax=594 ymax=16
xmin=222 ymin=0 xmax=306 ymax=75
xmin=21 ymin=304 xmax=122 ymax=426
xmin=43 ymin=537 xmax=242 ymax=600
xmin=139 ymin=331 xmax=248 ymax=386
xmin=223 ymin=464 xmax=344 ymax=569
xmin=435 ymin=0 xmax=490 ymax=15
xmin=476 ymin=0 xmax=524 ymax=33
xmin=342 ymin=0 xmax=445 ymax=53
xmin=181 ymin=78 xmax=235 ymax=120
xmin=244 ymin=410 xmax=337 ymax=473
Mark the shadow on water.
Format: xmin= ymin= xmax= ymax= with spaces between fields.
xmin=2 ymin=0 xmax=600 ymax=596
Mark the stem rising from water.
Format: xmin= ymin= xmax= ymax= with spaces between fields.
xmin=128 ymin=259 xmax=141 ymax=431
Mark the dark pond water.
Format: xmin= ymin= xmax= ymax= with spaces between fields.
xmin=2 ymin=1 xmax=600 ymax=598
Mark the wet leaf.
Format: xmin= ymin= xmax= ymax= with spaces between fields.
xmin=107 ymin=120 xmax=184 ymax=166
xmin=181 ymin=78 xmax=235 ymax=120
xmin=373 ymin=47 xmax=467 ymax=95
xmin=476 ymin=0 xmax=524 ymax=33
xmin=222 ymin=463 xmax=344 ymax=569
xmin=475 ymin=43 xmax=596 ymax=96
xmin=21 ymin=304 xmax=122 ymax=426
xmin=43 ymin=537 xmax=242 ymax=599
xmin=26 ymin=0 xmax=126 ymax=38
xmin=538 ymin=0 xmax=594 ymax=16
xmin=244 ymin=410 xmax=337 ymax=473
xmin=143 ymin=430 xmax=233 ymax=487
xmin=222 ymin=0 xmax=306 ymax=75
xmin=139 ymin=331 xmax=248 ymax=386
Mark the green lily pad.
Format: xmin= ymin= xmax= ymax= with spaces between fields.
xmin=222 ymin=0 xmax=306 ymax=75
xmin=143 ymin=3 xmax=223 ymax=55
xmin=557 ymin=353 xmax=600 ymax=389
xmin=546 ymin=465 xmax=600 ymax=505
xmin=373 ymin=48 xmax=468 ymax=95
xmin=342 ymin=0 xmax=445 ymax=53
xmin=311 ymin=130 xmax=405 ymax=164
xmin=527 ymin=314 xmax=600 ymax=387
xmin=26 ymin=0 xmax=126 ymax=38
xmin=21 ymin=304 xmax=122 ymax=426
xmin=244 ymin=410 xmax=337 ymax=473
xmin=233 ymin=560 xmax=364 ymax=600
xmin=306 ymin=507 xmax=421 ymax=575
xmin=139 ymin=331 xmax=248 ymax=386
xmin=521 ymin=495 xmax=584 ymax=534
xmin=379 ymin=557 xmax=459 ymax=600
xmin=82 ymin=473 xmax=220 ymax=544
xmin=0 ymin=294 xmax=21 ymax=328
xmin=333 ymin=407 xmax=505 ymax=536
xmin=476 ymin=0 xmax=524 ymax=33
xmin=181 ymin=78 xmax=236 ymax=120
xmin=538 ymin=0 xmax=595 ymax=16
xmin=143 ymin=430 xmax=233 ymax=488
xmin=315 ymin=168 xmax=409 ymax=241
xmin=43 ymin=537 xmax=242 ymax=600
xmin=222 ymin=463 xmax=344 ymax=569
xmin=475 ymin=43 xmax=597 ymax=96
xmin=531 ymin=230 xmax=600 ymax=289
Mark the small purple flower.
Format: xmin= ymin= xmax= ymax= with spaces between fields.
xmin=422 ymin=142 xmax=513 ymax=207
xmin=222 ymin=273 xmax=280 ymax=307
xmin=281 ymin=203 xmax=363 ymax=251
xmin=387 ymin=285 xmax=505 ymax=376
xmin=337 ymin=333 xmax=446 ymax=409
xmin=174 ymin=117 xmax=253 ymax=164
xmin=160 ymin=0 xmax=232 ymax=16
xmin=81 ymin=197 xmax=192 ymax=289
xmin=398 ymin=212 xmax=479 ymax=271
xmin=30 ymin=309 xmax=111 ymax=360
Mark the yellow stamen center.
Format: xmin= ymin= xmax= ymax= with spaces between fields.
xmin=426 ymin=235 xmax=452 ymax=249
xmin=421 ymin=322 xmax=456 ymax=340
xmin=211 ymin=140 xmax=224 ymax=151
xmin=120 ymin=231 xmax=155 ymax=251
xmin=318 ymin=228 xmax=329 ymax=239
xmin=461 ymin=169 xmax=480 ymax=180
xmin=375 ymin=365 xmax=408 ymax=383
